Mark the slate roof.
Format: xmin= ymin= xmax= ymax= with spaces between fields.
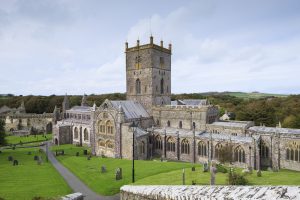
xmin=171 ymin=99 xmax=208 ymax=106
xmin=249 ymin=126 xmax=300 ymax=135
xmin=68 ymin=106 xmax=92 ymax=112
xmin=211 ymin=121 xmax=251 ymax=129
xmin=110 ymin=100 xmax=150 ymax=119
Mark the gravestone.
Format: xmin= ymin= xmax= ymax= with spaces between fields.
xmin=203 ymin=163 xmax=208 ymax=172
xmin=76 ymin=152 xmax=79 ymax=157
xmin=27 ymin=151 xmax=32 ymax=155
xmin=192 ymin=166 xmax=195 ymax=171
xmin=8 ymin=156 xmax=13 ymax=161
xmin=101 ymin=165 xmax=107 ymax=173
xmin=34 ymin=155 xmax=39 ymax=160
xmin=83 ymin=150 xmax=88 ymax=155
xmin=13 ymin=160 xmax=18 ymax=166
xmin=0 ymin=151 xmax=2 ymax=154
xmin=210 ymin=162 xmax=217 ymax=185
xmin=87 ymin=155 xmax=91 ymax=160
xmin=37 ymin=156 xmax=43 ymax=165
xmin=115 ymin=168 xmax=122 ymax=180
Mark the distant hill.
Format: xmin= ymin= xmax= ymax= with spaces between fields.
xmin=199 ymin=91 xmax=288 ymax=99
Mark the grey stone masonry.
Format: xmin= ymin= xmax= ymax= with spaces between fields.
xmin=120 ymin=185 xmax=300 ymax=200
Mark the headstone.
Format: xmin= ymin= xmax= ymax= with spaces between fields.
xmin=192 ymin=180 xmax=196 ymax=185
xmin=210 ymin=162 xmax=217 ymax=185
xmin=160 ymin=157 xmax=163 ymax=162
xmin=203 ymin=163 xmax=208 ymax=172
xmin=37 ymin=156 xmax=43 ymax=165
xmin=182 ymin=169 xmax=185 ymax=185
xmin=27 ymin=151 xmax=32 ymax=155
xmin=192 ymin=166 xmax=195 ymax=171
xmin=76 ymin=152 xmax=79 ymax=156
xmin=34 ymin=155 xmax=39 ymax=160
xmin=13 ymin=160 xmax=18 ymax=166
xmin=101 ymin=165 xmax=107 ymax=173
xmin=0 ymin=151 xmax=2 ymax=154
xmin=83 ymin=150 xmax=88 ymax=155
xmin=61 ymin=150 xmax=64 ymax=155
xmin=87 ymin=155 xmax=91 ymax=160
xmin=8 ymin=156 xmax=13 ymax=161
xmin=115 ymin=168 xmax=122 ymax=180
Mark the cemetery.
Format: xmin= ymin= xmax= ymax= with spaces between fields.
xmin=0 ymin=147 xmax=71 ymax=200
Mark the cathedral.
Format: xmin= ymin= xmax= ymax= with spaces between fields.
xmin=53 ymin=36 xmax=300 ymax=171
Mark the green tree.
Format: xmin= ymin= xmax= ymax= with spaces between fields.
xmin=0 ymin=119 xmax=6 ymax=146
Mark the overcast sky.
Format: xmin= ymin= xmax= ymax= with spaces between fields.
xmin=0 ymin=0 xmax=300 ymax=95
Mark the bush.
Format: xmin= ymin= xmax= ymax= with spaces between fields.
xmin=228 ymin=171 xmax=248 ymax=185
xmin=216 ymin=164 xmax=228 ymax=173
xmin=257 ymin=170 xmax=262 ymax=177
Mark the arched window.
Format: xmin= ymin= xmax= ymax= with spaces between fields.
xmin=106 ymin=140 xmax=114 ymax=149
xmin=136 ymin=79 xmax=141 ymax=94
xmin=140 ymin=141 xmax=145 ymax=154
xmin=234 ymin=146 xmax=245 ymax=163
xmin=98 ymin=139 xmax=105 ymax=147
xmin=286 ymin=148 xmax=290 ymax=160
xmin=154 ymin=135 xmax=162 ymax=150
xmin=74 ymin=127 xmax=79 ymax=139
xmin=198 ymin=141 xmax=207 ymax=156
xmin=156 ymin=119 xmax=160 ymax=126
xmin=83 ymin=128 xmax=89 ymax=141
xmin=166 ymin=137 xmax=176 ymax=152
xmin=160 ymin=78 xmax=164 ymax=94
xmin=179 ymin=121 xmax=183 ymax=129
xmin=291 ymin=149 xmax=294 ymax=161
xmin=167 ymin=121 xmax=171 ymax=127
xmin=98 ymin=120 xmax=105 ymax=134
xmin=286 ymin=143 xmax=300 ymax=162
xmin=260 ymin=141 xmax=269 ymax=158
xmin=215 ymin=143 xmax=223 ymax=159
xmin=106 ymin=120 xmax=113 ymax=134
xmin=181 ymin=139 xmax=190 ymax=154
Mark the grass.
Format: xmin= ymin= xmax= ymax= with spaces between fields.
xmin=51 ymin=145 xmax=194 ymax=195
xmin=52 ymin=145 xmax=300 ymax=196
xmin=0 ymin=147 xmax=72 ymax=200
xmin=5 ymin=133 xmax=52 ymax=145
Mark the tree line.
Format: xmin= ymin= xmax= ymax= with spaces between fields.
xmin=1 ymin=93 xmax=300 ymax=128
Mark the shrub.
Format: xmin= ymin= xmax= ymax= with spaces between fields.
xmin=257 ymin=170 xmax=262 ymax=177
xmin=216 ymin=164 xmax=228 ymax=173
xmin=228 ymin=171 xmax=248 ymax=185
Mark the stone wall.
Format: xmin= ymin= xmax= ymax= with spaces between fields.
xmin=120 ymin=185 xmax=300 ymax=200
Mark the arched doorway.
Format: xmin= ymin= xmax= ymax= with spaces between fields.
xmin=46 ymin=122 xmax=52 ymax=133
xmin=55 ymin=138 xmax=58 ymax=145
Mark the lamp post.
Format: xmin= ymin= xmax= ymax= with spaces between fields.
xmin=130 ymin=121 xmax=138 ymax=183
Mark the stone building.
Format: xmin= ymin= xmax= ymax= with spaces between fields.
xmin=54 ymin=37 xmax=300 ymax=171
xmin=0 ymin=101 xmax=54 ymax=135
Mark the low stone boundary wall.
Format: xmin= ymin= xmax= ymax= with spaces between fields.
xmin=120 ymin=185 xmax=300 ymax=200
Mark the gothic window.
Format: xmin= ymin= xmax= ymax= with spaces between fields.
xmin=234 ymin=146 xmax=245 ymax=163
xmin=198 ymin=141 xmax=207 ymax=157
xmin=145 ymin=86 xmax=147 ymax=93
xmin=286 ymin=142 xmax=300 ymax=162
xmin=181 ymin=139 xmax=190 ymax=154
xmin=106 ymin=140 xmax=114 ymax=149
xmin=98 ymin=139 xmax=105 ymax=147
xmin=160 ymin=57 xmax=164 ymax=68
xmin=136 ymin=79 xmax=141 ymax=94
xmin=156 ymin=119 xmax=160 ymax=126
xmin=103 ymin=103 xmax=108 ymax=109
xmin=215 ymin=143 xmax=223 ymax=159
xmin=156 ymin=86 xmax=158 ymax=92
xmin=154 ymin=135 xmax=162 ymax=150
xmin=74 ymin=127 xmax=79 ymax=139
xmin=106 ymin=120 xmax=113 ymax=134
xmin=135 ymin=56 xmax=141 ymax=69
xmin=98 ymin=120 xmax=105 ymax=134
xmin=167 ymin=121 xmax=171 ymax=127
xmin=260 ymin=141 xmax=269 ymax=158
xmin=179 ymin=121 xmax=183 ymax=129
xmin=166 ymin=137 xmax=176 ymax=152
xmin=83 ymin=128 xmax=89 ymax=141
xmin=140 ymin=141 xmax=145 ymax=154
xmin=160 ymin=78 xmax=164 ymax=94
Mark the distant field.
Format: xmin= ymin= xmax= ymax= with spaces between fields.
xmin=0 ymin=147 xmax=71 ymax=200
xmin=200 ymin=92 xmax=288 ymax=99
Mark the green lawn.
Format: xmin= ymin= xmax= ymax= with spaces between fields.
xmin=52 ymin=144 xmax=300 ymax=196
xmin=5 ymin=133 xmax=52 ymax=145
xmin=0 ymin=147 xmax=72 ymax=200
xmin=51 ymin=145 xmax=194 ymax=195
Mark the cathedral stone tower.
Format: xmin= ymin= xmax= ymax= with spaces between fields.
xmin=125 ymin=36 xmax=172 ymax=113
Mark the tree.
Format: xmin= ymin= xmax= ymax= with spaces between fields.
xmin=0 ymin=119 xmax=6 ymax=146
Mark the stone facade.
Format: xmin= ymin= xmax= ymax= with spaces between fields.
xmin=0 ymin=102 xmax=54 ymax=134
xmin=53 ymin=37 xmax=300 ymax=172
